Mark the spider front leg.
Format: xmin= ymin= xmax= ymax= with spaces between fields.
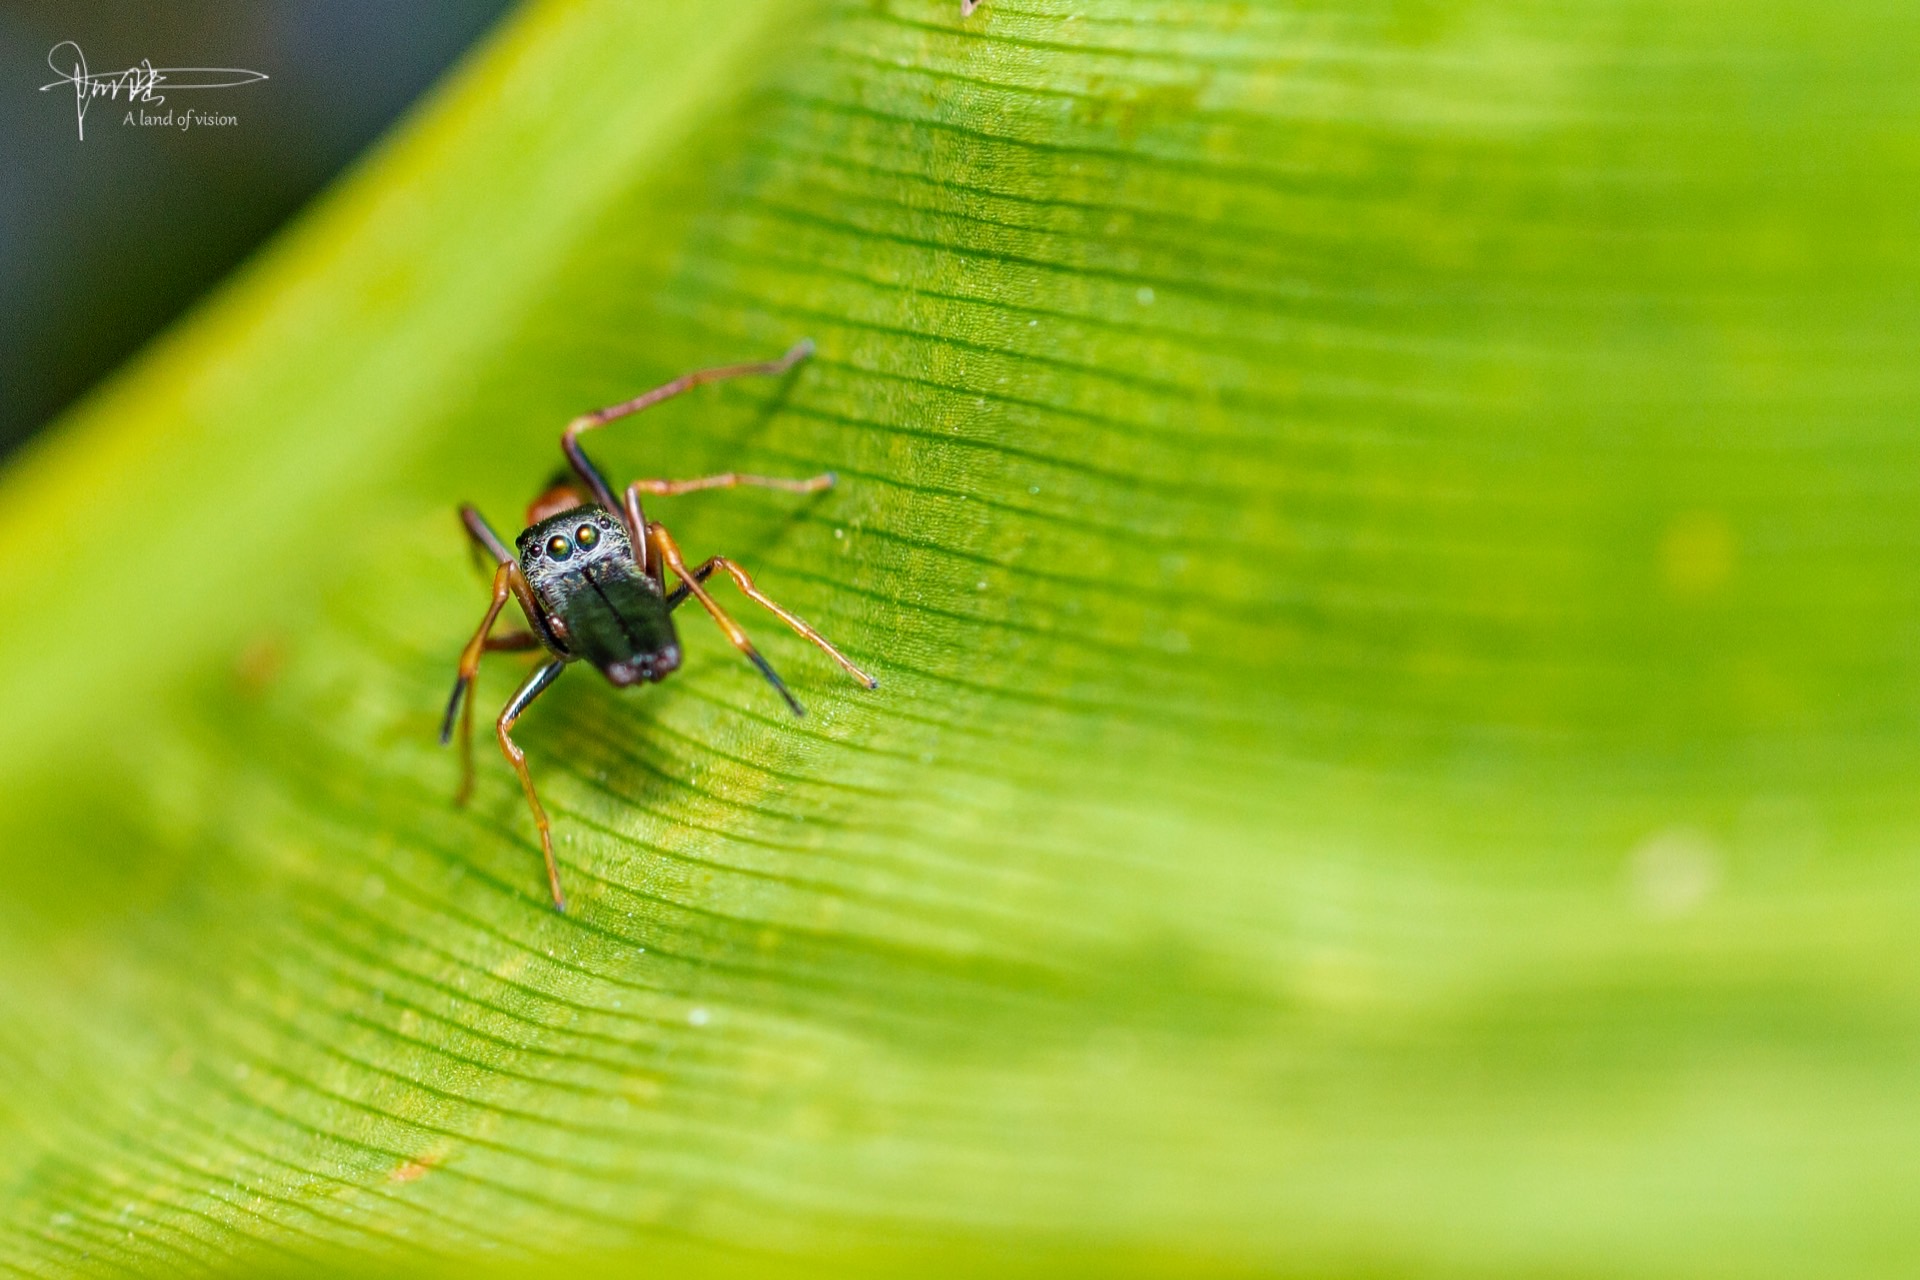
xmin=558 ymin=340 xmax=814 ymax=547
xmin=648 ymin=522 xmax=878 ymax=717
xmin=496 ymin=659 xmax=571 ymax=911
xmin=444 ymin=505 xmax=548 ymax=804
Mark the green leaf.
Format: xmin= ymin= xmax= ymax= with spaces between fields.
xmin=3 ymin=0 xmax=1918 ymax=1273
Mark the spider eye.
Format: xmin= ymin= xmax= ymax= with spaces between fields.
xmin=575 ymin=523 xmax=599 ymax=549
xmin=545 ymin=534 xmax=572 ymax=561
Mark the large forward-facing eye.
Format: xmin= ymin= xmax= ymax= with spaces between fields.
xmin=545 ymin=534 xmax=572 ymax=561
xmin=575 ymin=523 xmax=600 ymax=550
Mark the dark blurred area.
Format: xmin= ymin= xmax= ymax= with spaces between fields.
xmin=0 ymin=1 xmax=514 ymax=460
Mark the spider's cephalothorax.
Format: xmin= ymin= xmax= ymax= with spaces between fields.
xmin=439 ymin=340 xmax=878 ymax=912
xmin=515 ymin=504 xmax=680 ymax=687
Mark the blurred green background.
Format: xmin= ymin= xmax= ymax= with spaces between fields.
xmin=2 ymin=0 xmax=1919 ymax=1275
xmin=1 ymin=0 xmax=510 ymax=457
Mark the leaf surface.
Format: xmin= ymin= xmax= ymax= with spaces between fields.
xmin=3 ymin=0 xmax=1919 ymax=1274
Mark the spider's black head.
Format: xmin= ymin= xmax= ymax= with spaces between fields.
xmin=516 ymin=505 xmax=680 ymax=684
xmin=515 ymin=504 xmax=631 ymax=591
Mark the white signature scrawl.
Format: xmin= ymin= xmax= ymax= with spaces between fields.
xmin=39 ymin=41 xmax=267 ymax=141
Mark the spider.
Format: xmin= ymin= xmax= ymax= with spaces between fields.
xmin=440 ymin=339 xmax=876 ymax=910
